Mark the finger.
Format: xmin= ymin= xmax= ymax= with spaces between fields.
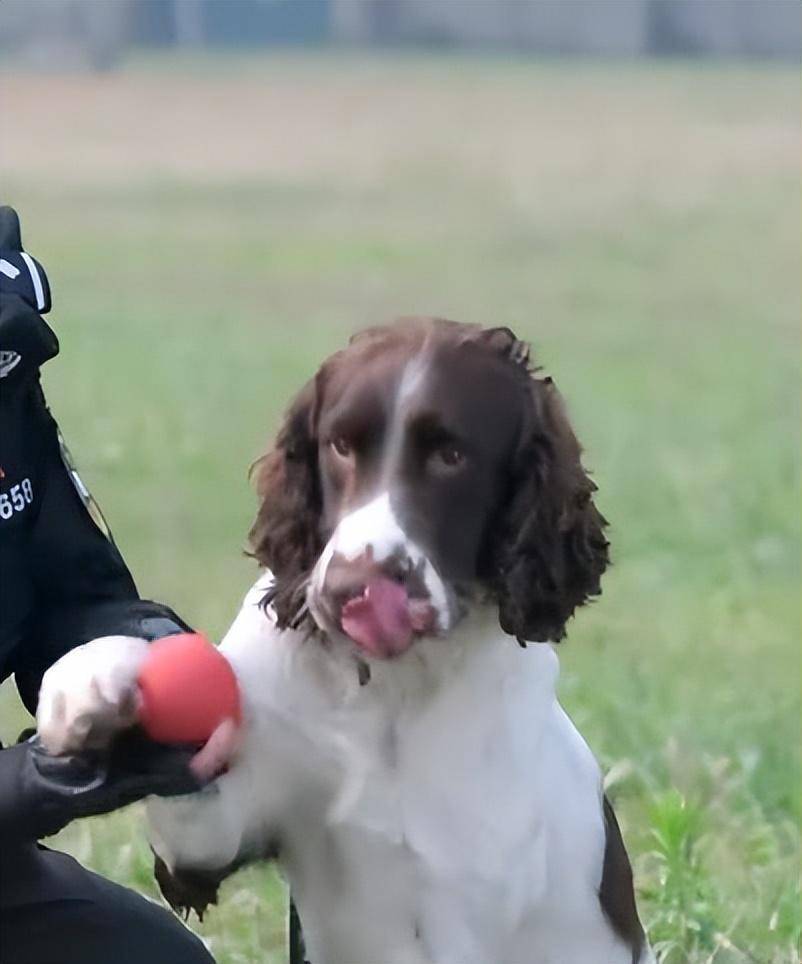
xmin=189 ymin=718 xmax=240 ymax=782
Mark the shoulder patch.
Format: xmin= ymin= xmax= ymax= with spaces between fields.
xmin=0 ymin=350 xmax=22 ymax=377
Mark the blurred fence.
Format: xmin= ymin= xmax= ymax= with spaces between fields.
xmin=0 ymin=0 xmax=802 ymax=69
xmin=334 ymin=0 xmax=802 ymax=57
xmin=1 ymin=0 xmax=799 ymax=68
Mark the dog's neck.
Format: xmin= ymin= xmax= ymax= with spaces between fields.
xmin=307 ymin=604 xmax=559 ymax=713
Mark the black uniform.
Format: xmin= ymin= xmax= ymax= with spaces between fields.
xmin=0 ymin=207 xmax=214 ymax=964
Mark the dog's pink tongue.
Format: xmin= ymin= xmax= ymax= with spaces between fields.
xmin=340 ymin=578 xmax=413 ymax=658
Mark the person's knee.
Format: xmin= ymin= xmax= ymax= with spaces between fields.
xmin=106 ymin=892 xmax=215 ymax=964
xmin=2 ymin=894 xmax=214 ymax=964
xmin=2 ymin=847 xmax=215 ymax=964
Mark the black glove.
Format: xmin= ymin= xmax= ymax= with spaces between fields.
xmin=0 ymin=731 xmax=203 ymax=843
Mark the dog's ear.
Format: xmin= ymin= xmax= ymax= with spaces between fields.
xmin=249 ymin=377 xmax=323 ymax=629
xmin=475 ymin=326 xmax=531 ymax=369
xmin=489 ymin=374 xmax=609 ymax=643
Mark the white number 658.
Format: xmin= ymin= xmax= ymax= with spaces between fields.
xmin=0 ymin=478 xmax=34 ymax=520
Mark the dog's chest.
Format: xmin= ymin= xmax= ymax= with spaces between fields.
xmin=282 ymin=638 xmax=561 ymax=962
xmin=329 ymin=669 xmax=541 ymax=873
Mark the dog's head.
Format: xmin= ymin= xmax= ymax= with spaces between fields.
xmin=250 ymin=318 xmax=608 ymax=659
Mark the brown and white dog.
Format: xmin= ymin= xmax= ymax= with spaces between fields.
xmin=38 ymin=319 xmax=652 ymax=964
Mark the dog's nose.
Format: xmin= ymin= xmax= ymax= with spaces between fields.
xmin=323 ymin=548 xmax=406 ymax=608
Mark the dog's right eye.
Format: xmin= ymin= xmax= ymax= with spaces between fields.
xmin=427 ymin=442 xmax=467 ymax=476
xmin=331 ymin=436 xmax=353 ymax=458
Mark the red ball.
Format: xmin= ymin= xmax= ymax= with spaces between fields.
xmin=137 ymin=633 xmax=241 ymax=744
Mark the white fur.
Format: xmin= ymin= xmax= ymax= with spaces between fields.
xmin=37 ymin=635 xmax=148 ymax=754
xmin=380 ymin=356 xmax=430 ymax=487
xmin=146 ymin=574 xmax=652 ymax=964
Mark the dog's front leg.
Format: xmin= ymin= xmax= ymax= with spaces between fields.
xmin=146 ymin=574 xmax=314 ymax=918
xmin=146 ymin=763 xmax=258 ymax=918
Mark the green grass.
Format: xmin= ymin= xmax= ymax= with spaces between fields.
xmin=2 ymin=53 xmax=799 ymax=963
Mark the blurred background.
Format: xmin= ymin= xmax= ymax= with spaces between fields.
xmin=2 ymin=0 xmax=802 ymax=65
xmin=1 ymin=2 xmax=799 ymax=963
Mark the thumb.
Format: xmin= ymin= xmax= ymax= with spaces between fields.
xmin=189 ymin=718 xmax=241 ymax=782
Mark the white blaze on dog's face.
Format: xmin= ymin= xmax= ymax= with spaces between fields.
xmin=250 ymin=318 xmax=609 ymax=659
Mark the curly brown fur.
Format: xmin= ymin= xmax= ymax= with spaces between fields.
xmin=249 ymin=379 xmax=324 ymax=628
xmin=484 ymin=359 xmax=609 ymax=643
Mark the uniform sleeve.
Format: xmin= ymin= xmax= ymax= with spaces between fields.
xmin=14 ymin=404 xmax=192 ymax=714
xmin=0 ymin=731 xmax=202 ymax=843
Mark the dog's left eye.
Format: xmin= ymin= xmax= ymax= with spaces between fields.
xmin=331 ymin=436 xmax=353 ymax=458
xmin=428 ymin=443 xmax=466 ymax=474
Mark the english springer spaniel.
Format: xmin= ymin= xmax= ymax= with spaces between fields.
xmin=41 ymin=319 xmax=652 ymax=963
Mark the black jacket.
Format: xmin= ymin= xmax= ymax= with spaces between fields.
xmin=0 ymin=207 xmax=197 ymax=844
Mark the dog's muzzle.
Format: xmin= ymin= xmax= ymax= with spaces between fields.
xmin=308 ymin=494 xmax=450 ymax=658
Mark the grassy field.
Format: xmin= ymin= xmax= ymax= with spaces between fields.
xmin=2 ymin=54 xmax=799 ymax=963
